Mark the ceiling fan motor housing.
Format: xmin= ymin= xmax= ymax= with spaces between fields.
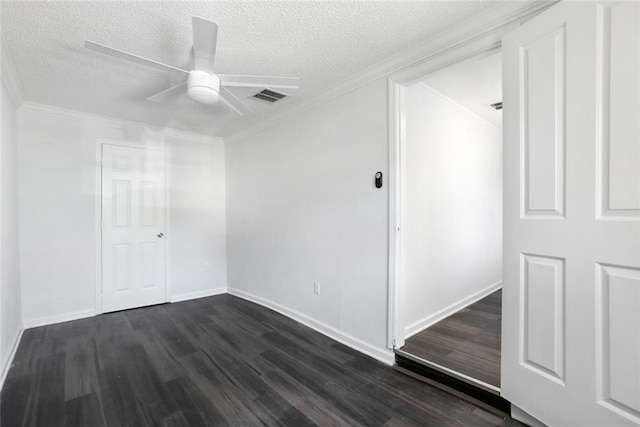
xmin=188 ymin=70 xmax=220 ymax=104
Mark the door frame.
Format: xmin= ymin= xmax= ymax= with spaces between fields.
xmin=94 ymin=138 xmax=170 ymax=315
xmin=386 ymin=1 xmax=557 ymax=350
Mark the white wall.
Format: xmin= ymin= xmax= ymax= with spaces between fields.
xmin=166 ymin=135 xmax=227 ymax=301
xmin=17 ymin=104 xmax=226 ymax=327
xmin=0 ymin=76 xmax=23 ymax=381
xmin=401 ymin=83 xmax=502 ymax=338
xmin=226 ymin=79 xmax=392 ymax=363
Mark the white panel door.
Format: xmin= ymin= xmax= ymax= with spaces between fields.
xmin=502 ymin=1 xmax=640 ymax=425
xmin=101 ymin=144 xmax=166 ymax=313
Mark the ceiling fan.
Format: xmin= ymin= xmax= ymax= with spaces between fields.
xmin=85 ymin=17 xmax=300 ymax=115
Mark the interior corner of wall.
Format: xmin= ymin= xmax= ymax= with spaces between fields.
xmin=1 ymin=39 xmax=26 ymax=108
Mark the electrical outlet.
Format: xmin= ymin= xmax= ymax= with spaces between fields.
xmin=313 ymin=281 xmax=321 ymax=295
xmin=204 ymin=262 xmax=211 ymax=272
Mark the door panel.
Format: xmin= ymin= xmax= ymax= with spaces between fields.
xmin=597 ymin=264 xmax=640 ymax=420
xmin=521 ymin=25 xmax=566 ymax=218
xmin=113 ymin=180 xmax=131 ymax=227
xmin=521 ymin=253 xmax=565 ymax=384
xmin=141 ymin=241 xmax=158 ymax=288
xmin=140 ymin=181 xmax=157 ymax=226
xmin=503 ymin=1 xmax=640 ymax=425
xmin=113 ymin=243 xmax=132 ymax=292
xmin=598 ymin=2 xmax=640 ymax=217
xmin=102 ymin=144 xmax=166 ymax=313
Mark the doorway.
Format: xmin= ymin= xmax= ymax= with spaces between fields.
xmin=99 ymin=143 xmax=167 ymax=313
xmin=389 ymin=2 xmax=639 ymax=425
xmin=389 ymin=51 xmax=504 ymax=394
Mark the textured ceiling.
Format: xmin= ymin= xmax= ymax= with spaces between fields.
xmin=423 ymin=51 xmax=502 ymax=128
xmin=1 ymin=1 xmax=499 ymax=138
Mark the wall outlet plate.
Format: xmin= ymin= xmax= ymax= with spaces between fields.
xmin=313 ymin=281 xmax=320 ymax=295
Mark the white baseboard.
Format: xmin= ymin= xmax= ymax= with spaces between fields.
xmin=0 ymin=325 xmax=24 ymax=390
xmin=23 ymin=308 xmax=96 ymax=329
xmin=227 ymin=288 xmax=395 ymax=366
xmin=22 ymin=288 xmax=228 ymax=329
xmin=170 ymin=287 xmax=227 ymax=303
xmin=404 ymin=281 xmax=502 ymax=339
xmin=15 ymin=287 xmax=396 ymax=370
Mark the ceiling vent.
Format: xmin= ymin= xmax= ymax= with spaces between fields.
xmin=489 ymin=101 xmax=503 ymax=111
xmin=252 ymin=88 xmax=288 ymax=103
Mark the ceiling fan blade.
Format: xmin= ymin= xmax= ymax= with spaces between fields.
xmin=219 ymin=74 xmax=300 ymax=89
xmin=220 ymin=87 xmax=253 ymax=115
xmin=192 ymin=17 xmax=218 ymax=73
xmin=85 ymin=40 xmax=189 ymax=75
xmin=146 ymin=81 xmax=187 ymax=103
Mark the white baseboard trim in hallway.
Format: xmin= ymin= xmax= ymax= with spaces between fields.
xmin=227 ymin=288 xmax=395 ymax=366
xmin=404 ymin=281 xmax=502 ymax=339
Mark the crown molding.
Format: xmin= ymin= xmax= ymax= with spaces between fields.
xmin=1 ymin=36 xmax=26 ymax=107
xmin=19 ymin=102 xmax=223 ymax=145
xmin=224 ymin=0 xmax=557 ymax=144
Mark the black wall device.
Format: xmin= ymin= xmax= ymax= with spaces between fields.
xmin=375 ymin=171 xmax=383 ymax=188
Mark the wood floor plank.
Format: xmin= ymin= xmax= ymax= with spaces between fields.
xmin=137 ymin=332 xmax=186 ymax=383
xmin=251 ymin=391 xmax=317 ymax=426
xmin=0 ymin=374 xmax=33 ymax=427
xmin=260 ymin=349 xmax=394 ymax=426
xmin=64 ymin=337 xmax=100 ymax=401
xmin=259 ymin=369 xmax=360 ymax=427
xmin=401 ymin=290 xmax=502 ymax=388
xmin=178 ymin=351 xmax=266 ymax=425
xmin=1 ymin=293 xmax=520 ymax=426
xmin=97 ymin=363 xmax=150 ymax=427
xmin=6 ymin=328 xmax=47 ymax=380
xmin=408 ymin=331 xmax=500 ymax=362
xmin=154 ymin=317 xmax=199 ymax=358
xmin=22 ymin=351 xmax=66 ymax=427
xmin=164 ymin=376 xmax=226 ymax=426
xmin=155 ymin=410 xmax=192 ymax=427
xmin=64 ymin=392 xmax=107 ymax=427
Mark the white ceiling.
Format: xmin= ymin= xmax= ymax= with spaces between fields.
xmin=422 ymin=51 xmax=502 ymax=129
xmin=1 ymin=1 xmax=500 ymax=138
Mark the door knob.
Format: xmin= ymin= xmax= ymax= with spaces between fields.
xmin=157 ymin=232 xmax=164 ymax=238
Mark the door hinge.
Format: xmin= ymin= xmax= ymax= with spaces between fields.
xmin=392 ymin=339 xmax=396 ymax=349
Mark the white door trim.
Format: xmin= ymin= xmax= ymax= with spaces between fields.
xmin=386 ymin=1 xmax=556 ymax=350
xmin=387 ymin=47 xmax=499 ymax=350
xmin=94 ymin=138 xmax=168 ymax=315
xmin=387 ymin=79 xmax=405 ymax=349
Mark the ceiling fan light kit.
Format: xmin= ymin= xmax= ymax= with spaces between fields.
xmin=188 ymin=71 xmax=220 ymax=105
xmin=85 ymin=16 xmax=300 ymax=115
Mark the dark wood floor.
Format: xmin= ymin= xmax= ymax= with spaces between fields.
xmin=401 ymin=290 xmax=502 ymax=388
xmin=1 ymin=293 xmax=518 ymax=426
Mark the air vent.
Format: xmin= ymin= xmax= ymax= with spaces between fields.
xmin=489 ymin=102 xmax=503 ymax=111
xmin=251 ymin=88 xmax=288 ymax=103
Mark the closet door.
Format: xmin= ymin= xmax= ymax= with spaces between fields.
xmin=101 ymin=144 xmax=166 ymax=313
